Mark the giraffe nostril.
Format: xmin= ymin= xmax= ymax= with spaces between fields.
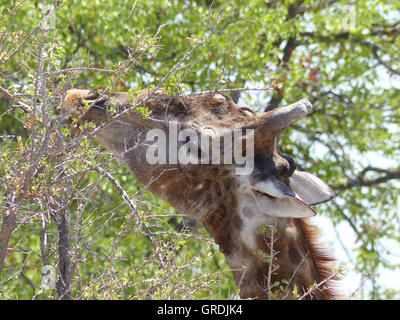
xmin=282 ymin=154 xmax=297 ymax=177
xmin=277 ymin=164 xmax=289 ymax=177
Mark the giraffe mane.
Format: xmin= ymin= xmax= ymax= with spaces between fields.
xmin=298 ymin=218 xmax=342 ymax=299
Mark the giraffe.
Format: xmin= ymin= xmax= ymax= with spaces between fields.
xmin=63 ymin=88 xmax=340 ymax=299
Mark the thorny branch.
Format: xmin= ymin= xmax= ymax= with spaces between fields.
xmin=88 ymin=162 xmax=167 ymax=269
xmin=298 ymin=267 xmax=344 ymax=300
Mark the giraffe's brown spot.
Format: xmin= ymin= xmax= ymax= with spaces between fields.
xmin=223 ymin=179 xmax=231 ymax=191
xmin=203 ymin=204 xmax=233 ymax=255
xmin=232 ymin=212 xmax=243 ymax=230
xmin=289 ymin=244 xmax=303 ymax=265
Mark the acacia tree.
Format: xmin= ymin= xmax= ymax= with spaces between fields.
xmin=0 ymin=0 xmax=399 ymax=299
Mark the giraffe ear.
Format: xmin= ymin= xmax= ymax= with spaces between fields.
xmin=289 ymin=170 xmax=335 ymax=206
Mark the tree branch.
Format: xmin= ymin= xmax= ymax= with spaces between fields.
xmin=265 ymin=1 xmax=304 ymax=111
xmin=335 ymin=167 xmax=400 ymax=191
xmin=0 ymin=212 xmax=17 ymax=278
xmin=300 ymin=31 xmax=400 ymax=76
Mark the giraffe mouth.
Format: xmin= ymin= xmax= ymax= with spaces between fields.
xmin=248 ymin=170 xmax=334 ymax=219
xmin=254 ymin=190 xmax=276 ymax=200
xmin=251 ymin=185 xmax=316 ymax=218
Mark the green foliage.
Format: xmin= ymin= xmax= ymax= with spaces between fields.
xmin=0 ymin=0 xmax=399 ymax=299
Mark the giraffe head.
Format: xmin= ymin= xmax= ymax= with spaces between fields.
xmin=63 ymin=88 xmax=334 ymax=221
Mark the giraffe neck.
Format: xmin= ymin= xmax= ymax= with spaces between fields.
xmin=202 ymin=193 xmax=337 ymax=300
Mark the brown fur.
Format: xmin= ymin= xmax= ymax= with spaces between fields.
xmin=203 ymin=204 xmax=340 ymax=299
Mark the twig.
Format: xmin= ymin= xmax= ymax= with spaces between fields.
xmin=0 ymin=85 xmax=45 ymax=126
xmin=45 ymin=67 xmax=117 ymax=76
xmin=264 ymin=223 xmax=279 ymax=299
xmin=87 ymin=161 xmax=167 ymax=269
xmin=298 ymin=267 xmax=343 ymax=300
xmin=0 ymin=2 xmax=62 ymax=66
xmin=281 ymin=251 xmax=310 ymax=299
xmin=0 ymin=195 xmax=18 ymax=278
xmin=185 ymin=86 xmax=277 ymax=97
xmin=152 ymin=29 xmax=216 ymax=94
